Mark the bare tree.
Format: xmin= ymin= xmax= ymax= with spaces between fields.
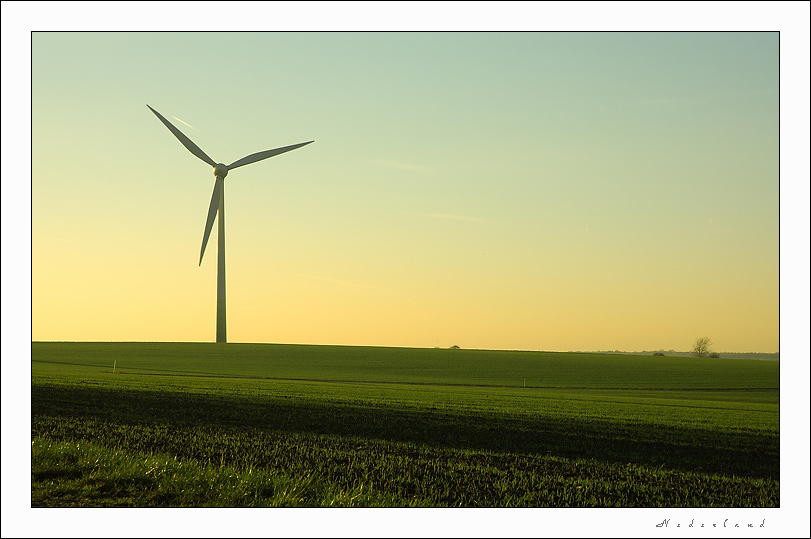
xmin=692 ymin=336 xmax=713 ymax=358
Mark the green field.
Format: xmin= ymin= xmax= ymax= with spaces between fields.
xmin=31 ymin=342 xmax=779 ymax=507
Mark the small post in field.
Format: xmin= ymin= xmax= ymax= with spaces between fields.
xmin=113 ymin=360 xmax=116 ymax=373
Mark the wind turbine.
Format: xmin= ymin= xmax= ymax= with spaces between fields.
xmin=147 ymin=105 xmax=313 ymax=343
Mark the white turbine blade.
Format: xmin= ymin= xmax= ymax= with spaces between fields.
xmin=199 ymin=177 xmax=222 ymax=266
xmin=227 ymin=140 xmax=314 ymax=171
xmin=147 ymin=105 xmax=217 ymax=168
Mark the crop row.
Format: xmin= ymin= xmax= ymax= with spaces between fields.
xmin=32 ymin=413 xmax=778 ymax=507
xmin=31 ymin=380 xmax=778 ymax=481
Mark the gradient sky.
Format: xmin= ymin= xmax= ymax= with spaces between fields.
xmin=24 ymin=30 xmax=786 ymax=352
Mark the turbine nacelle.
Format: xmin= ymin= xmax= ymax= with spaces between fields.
xmin=213 ymin=163 xmax=228 ymax=178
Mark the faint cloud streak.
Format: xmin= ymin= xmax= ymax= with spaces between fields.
xmin=368 ymin=159 xmax=434 ymax=173
xmin=295 ymin=273 xmax=391 ymax=291
xmin=420 ymin=213 xmax=482 ymax=222
xmin=171 ymin=116 xmax=198 ymax=131
xmin=636 ymin=98 xmax=705 ymax=107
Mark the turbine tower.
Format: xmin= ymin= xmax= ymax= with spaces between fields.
xmin=147 ymin=105 xmax=313 ymax=343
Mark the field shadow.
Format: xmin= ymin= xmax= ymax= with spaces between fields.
xmin=31 ymin=383 xmax=778 ymax=481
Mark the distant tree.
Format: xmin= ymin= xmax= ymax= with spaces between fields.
xmin=652 ymin=352 xmax=665 ymax=356
xmin=449 ymin=345 xmax=460 ymax=350
xmin=692 ymin=336 xmax=713 ymax=358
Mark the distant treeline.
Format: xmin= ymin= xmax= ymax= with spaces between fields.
xmin=584 ymin=350 xmax=779 ymax=360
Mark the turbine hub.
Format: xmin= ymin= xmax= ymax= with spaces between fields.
xmin=213 ymin=163 xmax=228 ymax=178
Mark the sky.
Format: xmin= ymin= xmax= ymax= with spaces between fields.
xmin=5 ymin=4 xmax=808 ymax=356
xmin=26 ymin=29 xmax=784 ymax=353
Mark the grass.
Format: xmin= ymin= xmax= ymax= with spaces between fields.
xmin=32 ymin=341 xmax=777 ymax=389
xmin=31 ymin=342 xmax=779 ymax=507
xmin=32 ymin=437 xmax=397 ymax=507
